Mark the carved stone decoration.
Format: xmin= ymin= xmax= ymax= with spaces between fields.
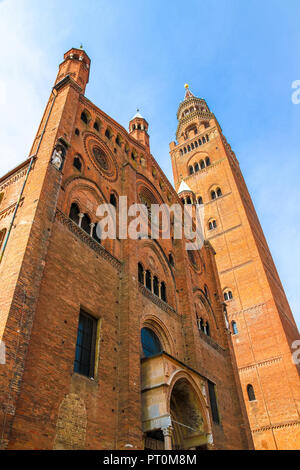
xmin=51 ymin=148 xmax=63 ymax=170
xmin=83 ymin=132 xmax=118 ymax=182
xmin=53 ymin=393 xmax=87 ymax=450
xmin=92 ymin=146 xmax=108 ymax=170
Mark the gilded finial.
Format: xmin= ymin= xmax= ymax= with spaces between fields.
xmin=184 ymin=83 xmax=189 ymax=89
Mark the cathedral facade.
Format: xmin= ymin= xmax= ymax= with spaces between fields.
xmin=0 ymin=48 xmax=298 ymax=450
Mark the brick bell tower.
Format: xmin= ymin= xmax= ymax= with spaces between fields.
xmin=169 ymin=85 xmax=300 ymax=450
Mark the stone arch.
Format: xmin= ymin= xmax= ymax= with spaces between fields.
xmin=167 ymin=371 xmax=211 ymax=449
xmin=141 ymin=314 xmax=175 ymax=356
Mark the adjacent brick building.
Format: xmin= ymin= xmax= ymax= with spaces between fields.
xmin=170 ymin=85 xmax=300 ymax=449
xmin=0 ymin=47 xmax=297 ymax=450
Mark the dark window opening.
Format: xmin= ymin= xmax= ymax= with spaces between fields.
xmin=247 ymin=384 xmax=256 ymax=402
xmin=73 ymin=310 xmax=97 ymax=378
xmin=161 ymin=282 xmax=167 ymax=302
xmin=141 ymin=327 xmax=162 ymax=358
xmin=198 ymin=196 xmax=203 ymax=205
xmin=81 ymin=213 xmax=91 ymax=234
xmin=208 ymin=381 xmax=220 ymax=424
xmin=92 ymin=224 xmax=101 ymax=244
xmin=116 ymin=135 xmax=121 ymax=147
xmin=110 ymin=193 xmax=117 ymax=207
xmin=169 ymin=253 xmax=174 ymax=267
xmin=153 ymin=276 xmax=159 ymax=296
xmin=205 ymin=157 xmax=211 ymax=166
xmin=138 ymin=263 xmax=144 ymax=284
xmin=216 ymin=187 xmax=222 ymax=197
xmin=75 ymin=128 xmax=80 ymax=136
xmin=73 ymin=157 xmax=82 ymax=172
xmin=205 ymin=321 xmax=210 ymax=337
xmin=93 ymin=121 xmax=100 ymax=131
xmin=81 ymin=112 xmax=88 ymax=124
xmin=105 ymin=128 xmax=111 ymax=139
xmin=211 ymin=190 xmax=216 ymax=200
xmin=146 ymin=270 xmax=152 ymax=290
xmin=200 ymin=160 xmax=205 ymax=169
xmin=69 ymin=203 xmax=80 ymax=225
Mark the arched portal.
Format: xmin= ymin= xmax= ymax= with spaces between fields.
xmin=169 ymin=378 xmax=207 ymax=450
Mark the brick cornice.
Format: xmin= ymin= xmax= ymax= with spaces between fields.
xmin=251 ymin=419 xmax=300 ymax=434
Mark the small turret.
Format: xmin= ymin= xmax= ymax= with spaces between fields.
xmin=177 ymin=180 xmax=196 ymax=204
xmin=55 ymin=47 xmax=91 ymax=94
xmin=129 ymin=109 xmax=150 ymax=149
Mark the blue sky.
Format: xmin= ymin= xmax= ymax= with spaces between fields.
xmin=0 ymin=0 xmax=299 ymax=327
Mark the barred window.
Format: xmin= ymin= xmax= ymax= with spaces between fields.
xmin=74 ymin=310 xmax=97 ymax=378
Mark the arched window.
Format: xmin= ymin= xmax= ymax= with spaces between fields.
xmin=209 ymin=219 xmax=217 ymax=230
xmin=92 ymin=224 xmax=101 ymax=244
xmin=186 ymin=197 xmax=191 ymax=204
xmin=81 ymin=213 xmax=91 ymax=234
xmin=187 ymin=145 xmax=191 ymax=152
xmin=194 ymin=141 xmax=198 ymax=148
xmin=0 ymin=228 xmax=7 ymax=251
xmin=153 ymin=276 xmax=159 ymax=296
xmin=189 ymin=166 xmax=194 ymax=175
xmin=138 ymin=263 xmax=144 ymax=284
xmin=200 ymin=160 xmax=205 ymax=170
xmin=206 ymin=134 xmax=210 ymax=142
xmin=191 ymin=143 xmax=194 ymax=150
xmin=194 ymin=163 xmax=199 ymax=172
xmin=224 ymin=290 xmax=233 ymax=301
xmin=181 ymin=198 xmax=185 ymax=205
xmin=116 ymin=135 xmax=121 ymax=147
xmin=73 ymin=156 xmax=82 ymax=172
xmin=80 ymin=111 xmax=88 ymax=124
xmin=145 ymin=270 xmax=152 ymax=290
xmin=169 ymin=253 xmax=174 ymax=267
xmin=93 ymin=121 xmax=100 ymax=131
xmin=216 ymin=187 xmax=222 ymax=197
xmin=198 ymin=196 xmax=203 ymax=205
xmin=110 ymin=193 xmax=117 ymax=207
xmin=0 ymin=193 xmax=4 ymax=206
xmin=205 ymin=157 xmax=211 ymax=166
xmin=105 ymin=128 xmax=112 ymax=139
xmin=231 ymin=321 xmax=238 ymax=335
xmin=161 ymin=282 xmax=167 ymax=302
xmin=198 ymin=139 xmax=202 ymax=146
xmin=247 ymin=384 xmax=256 ymax=402
xmin=184 ymin=147 xmax=187 ymax=154
xmin=141 ymin=327 xmax=162 ymax=357
xmin=69 ymin=203 xmax=80 ymax=224
xmin=202 ymin=137 xmax=206 ymax=144
xmin=211 ymin=190 xmax=216 ymax=200
xmin=205 ymin=321 xmax=210 ymax=337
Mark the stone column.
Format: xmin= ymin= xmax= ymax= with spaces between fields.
xmin=78 ymin=213 xmax=84 ymax=228
xmin=162 ymin=426 xmax=173 ymax=450
xmin=89 ymin=222 xmax=95 ymax=237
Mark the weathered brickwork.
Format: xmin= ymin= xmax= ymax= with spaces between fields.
xmin=0 ymin=48 xmax=260 ymax=450
xmin=170 ymin=87 xmax=300 ymax=449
